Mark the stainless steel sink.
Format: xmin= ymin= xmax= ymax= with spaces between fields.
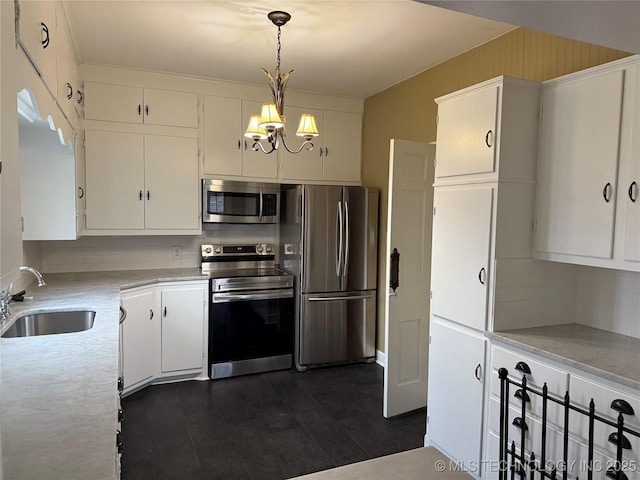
xmin=2 ymin=310 xmax=96 ymax=338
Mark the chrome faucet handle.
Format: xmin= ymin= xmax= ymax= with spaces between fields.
xmin=0 ymin=282 xmax=14 ymax=320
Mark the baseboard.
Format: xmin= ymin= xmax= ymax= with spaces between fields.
xmin=375 ymin=349 xmax=387 ymax=368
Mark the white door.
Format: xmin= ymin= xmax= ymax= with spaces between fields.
xmin=83 ymin=82 xmax=143 ymax=124
xmin=144 ymin=135 xmax=199 ymax=230
xmin=430 ymin=185 xmax=493 ymax=330
xmin=241 ymin=100 xmax=278 ymax=179
xmin=624 ymin=65 xmax=640 ymax=263
xmin=160 ymin=286 xmax=205 ymax=374
xmin=322 ymin=110 xmax=362 ymax=183
xmin=435 ymin=85 xmax=498 ymax=178
xmin=427 ymin=319 xmax=486 ymax=469
xmin=142 ymin=88 xmax=198 ymax=128
xmin=280 ymin=106 xmax=324 ymax=181
xmin=535 ymin=69 xmax=624 ymax=259
xmin=85 ymin=130 xmax=144 ymax=230
xmin=121 ymin=288 xmax=156 ymax=392
xmin=383 ymin=139 xmax=434 ymax=418
xmin=203 ymin=95 xmax=242 ymax=176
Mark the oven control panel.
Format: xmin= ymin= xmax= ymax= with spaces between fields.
xmin=201 ymin=243 xmax=275 ymax=259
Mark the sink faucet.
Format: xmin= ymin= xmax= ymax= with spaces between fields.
xmin=19 ymin=266 xmax=46 ymax=287
xmin=0 ymin=283 xmax=13 ymax=320
xmin=0 ymin=267 xmax=46 ymax=320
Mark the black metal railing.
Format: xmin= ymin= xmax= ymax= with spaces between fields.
xmin=498 ymin=368 xmax=640 ymax=480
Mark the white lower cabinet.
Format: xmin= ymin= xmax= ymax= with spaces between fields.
xmin=487 ymin=342 xmax=640 ymax=480
xmin=160 ymin=285 xmax=207 ymax=374
xmin=121 ymin=281 xmax=207 ymax=395
xmin=121 ymin=288 xmax=156 ymax=392
xmin=427 ymin=318 xmax=486 ymax=472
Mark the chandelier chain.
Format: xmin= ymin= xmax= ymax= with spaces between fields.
xmin=276 ymin=26 xmax=282 ymax=70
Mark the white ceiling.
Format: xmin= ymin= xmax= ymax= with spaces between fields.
xmin=63 ymin=1 xmax=516 ymax=99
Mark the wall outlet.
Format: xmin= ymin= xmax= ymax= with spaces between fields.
xmin=172 ymin=245 xmax=182 ymax=260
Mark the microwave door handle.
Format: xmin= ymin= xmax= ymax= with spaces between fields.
xmin=336 ymin=201 xmax=343 ymax=277
xmin=343 ymin=201 xmax=350 ymax=279
xmin=259 ymin=190 xmax=263 ymax=222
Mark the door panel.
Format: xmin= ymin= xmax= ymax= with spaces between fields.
xmin=384 ymin=140 xmax=433 ymax=418
xmin=427 ymin=320 xmax=486 ymax=470
xmin=435 ymin=85 xmax=498 ymax=178
xmin=431 ymin=185 xmax=493 ymax=330
xmin=302 ymin=186 xmax=343 ymax=293
xmin=121 ymin=289 xmax=155 ymax=391
xmin=343 ymin=187 xmax=379 ymax=291
xmin=299 ymin=293 xmax=375 ymax=367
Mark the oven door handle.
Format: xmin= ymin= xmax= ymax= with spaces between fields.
xmin=212 ymin=289 xmax=293 ymax=303
xmin=308 ymin=293 xmax=373 ymax=302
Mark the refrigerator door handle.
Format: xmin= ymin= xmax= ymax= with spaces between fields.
xmin=343 ymin=201 xmax=350 ymax=279
xmin=308 ymin=293 xmax=374 ymax=302
xmin=336 ymin=201 xmax=343 ymax=277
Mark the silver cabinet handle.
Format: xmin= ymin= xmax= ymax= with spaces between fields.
xmin=336 ymin=201 xmax=343 ymax=277
xmin=308 ymin=293 xmax=373 ymax=302
xmin=343 ymin=201 xmax=350 ymax=278
xmin=259 ymin=190 xmax=263 ymax=222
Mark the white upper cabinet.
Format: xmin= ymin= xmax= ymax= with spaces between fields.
xmin=536 ymin=69 xmax=623 ymax=259
xmin=84 ymin=130 xmax=200 ymax=234
xmin=280 ymin=105 xmax=324 ymax=181
xmin=435 ymin=85 xmax=498 ymax=178
xmin=202 ymin=96 xmax=277 ymax=179
xmin=55 ymin=3 xmax=78 ymax=120
xmin=623 ymin=63 xmax=640 ymax=263
xmin=534 ymin=56 xmax=640 ymax=271
xmin=16 ymin=1 xmax=58 ymax=92
xmin=281 ymin=107 xmax=361 ymax=184
xmin=434 ymin=77 xmax=540 ymax=185
xmin=84 ymin=82 xmax=198 ymax=128
xmin=431 ymin=185 xmax=494 ymax=330
xmin=322 ymin=110 xmax=362 ymax=183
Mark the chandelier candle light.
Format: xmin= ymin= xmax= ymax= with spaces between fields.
xmin=244 ymin=11 xmax=319 ymax=154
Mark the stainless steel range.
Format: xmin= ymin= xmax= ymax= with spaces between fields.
xmin=201 ymin=243 xmax=294 ymax=379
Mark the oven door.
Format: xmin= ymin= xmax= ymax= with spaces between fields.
xmin=209 ymin=289 xmax=294 ymax=367
xmin=202 ymin=180 xmax=280 ymax=224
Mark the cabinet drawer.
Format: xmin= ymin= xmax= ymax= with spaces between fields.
xmin=491 ymin=346 xmax=569 ymax=427
xmin=570 ymin=375 xmax=640 ymax=463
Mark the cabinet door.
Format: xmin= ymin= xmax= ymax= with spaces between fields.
xmin=144 ymin=135 xmax=199 ymax=230
xmin=84 ymin=82 xmax=144 ymax=124
xmin=431 ymin=186 xmax=493 ymax=330
xmin=85 ymin=130 xmax=145 ymax=229
xmin=203 ymin=95 xmax=242 ymax=176
xmin=624 ymin=66 xmax=640 ymax=262
xmin=17 ymin=1 xmax=57 ymax=90
xmin=55 ymin=4 xmax=77 ymax=120
xmin=323 ymin=110 xmax=362 ymax=183
xmin=121 ymin=288 xmax=156 ymax=392
xmin=536 ymin=70 xmax=624 ymax=259
xmin=281 ymin=106 xmax=324 ymax=181
xmin=241 ymin=100 xmax=278 ymax=179
xmin=142 ymin=88 xmax=198 ymax=128
xmin=160 ymin=286 xmax=205 ymax=374
xmin=427 ymin=320 xmax=486 ymax=469
xmin=435 ymin=85 xmax=498 ymax=178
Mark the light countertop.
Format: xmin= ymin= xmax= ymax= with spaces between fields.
xmin=488 ymin=323 xmax=640 ymax=391
xmin=0 ymin=268 xmax=208 ymax=480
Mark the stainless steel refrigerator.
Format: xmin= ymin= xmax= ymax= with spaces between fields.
xmin=280 ymin=185 xmax=378 ymax=370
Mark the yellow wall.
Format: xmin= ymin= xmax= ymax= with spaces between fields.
xmin=364 ymin=27 xmax=630 ymax=354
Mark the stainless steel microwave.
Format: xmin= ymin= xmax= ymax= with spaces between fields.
xmin=202 ymin=179 xmax=280 ymax=224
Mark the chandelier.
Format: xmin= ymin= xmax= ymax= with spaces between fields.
xmin=244 ymin=11 xmax=319 ymax=155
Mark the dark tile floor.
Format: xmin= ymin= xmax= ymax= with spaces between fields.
xmin=121 ymin=363 xmax=426 ymax=480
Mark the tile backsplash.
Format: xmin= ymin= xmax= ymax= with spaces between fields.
xmin=40 ymin=224 xmax=278 ymax=273
xmin=575 ymin=266 xmax=640 ymax=339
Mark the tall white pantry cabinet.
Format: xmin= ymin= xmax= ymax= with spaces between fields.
xmin=426 ymin=76 xmax=541 ymax=474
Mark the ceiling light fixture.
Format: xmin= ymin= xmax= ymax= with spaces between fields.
xmin=244 ymin=11 xmax=319 ymax=155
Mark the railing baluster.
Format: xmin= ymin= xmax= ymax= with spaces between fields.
xmin=541 ymin=383 xmax=548 ymax=480
xmin=563 ymin=391 xmax=570 ymax=480
xmin=499 ymin=368 xmax=510 ymax=480
xmin=588 ymin=399 xmax=595 ymax=480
